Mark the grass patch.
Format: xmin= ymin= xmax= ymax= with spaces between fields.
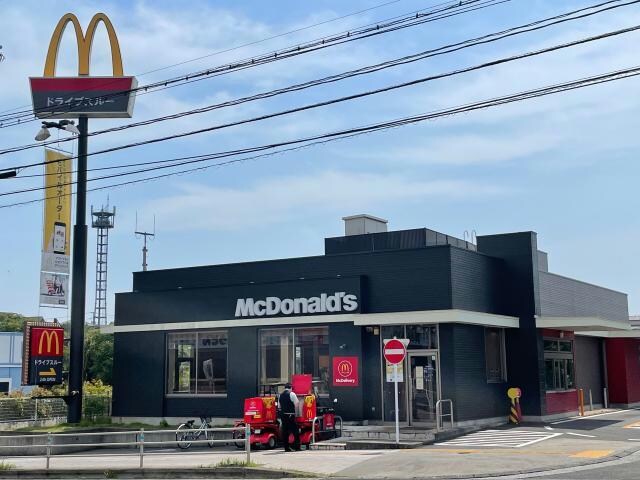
xmin=0 ymin=460 xmax=15 ymax=471
xmin=205 ymin=458 xmax=261 ymax=468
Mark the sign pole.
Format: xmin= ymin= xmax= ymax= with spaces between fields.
xmin=394 ymin=362 xmax=399 ymax=444
xmin=383 ymin=337 xmax=408 ymax=445
xmin=68 ymin=115 xmax=88 ymax=423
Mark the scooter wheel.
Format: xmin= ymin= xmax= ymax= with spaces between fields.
xmin=232 ymin=429 xmax=246 ymax=449
xmin=266 ymin=436 xmax=276 ymax=449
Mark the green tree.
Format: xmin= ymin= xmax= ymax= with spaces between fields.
xmin=0 ymin=312 xmax=27 ymax=332
xmin=84 ymin=327 xmax=113 ymax=384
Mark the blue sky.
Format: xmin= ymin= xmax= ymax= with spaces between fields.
xmin=0 ymin=0 xmax=638 ymax=322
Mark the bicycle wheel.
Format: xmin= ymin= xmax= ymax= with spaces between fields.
xmin=206 ymin=423 xmax=216 ymax=448
xmin=176 ymin=423 xmax=193 ymax=450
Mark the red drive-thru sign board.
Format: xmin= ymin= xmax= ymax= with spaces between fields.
xmin=29 ymin=13 xmax=137 ymax=119
xmin=332 ymin=356 xmax=359 ymax=387
xmin=22 ymin=322 xmax=64 ymax=386
xmin=383 ymin=338 xmax=407 ymax=365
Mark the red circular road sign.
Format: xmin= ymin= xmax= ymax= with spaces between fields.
xmin=383 ymin=339 xmax=406 ymax=365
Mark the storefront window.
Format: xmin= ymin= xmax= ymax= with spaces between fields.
xmin=166 ymin=331 xmax=228 ymax=395
xmin=544 ymin=338 xmax=575 ymax=391
xmin=406 ymin=325 xmax=438 ymax=350
xmin=260 ymin=329 xmax=293 ymax=388
xmin=259 ymin=327 xmax=329 ymax=395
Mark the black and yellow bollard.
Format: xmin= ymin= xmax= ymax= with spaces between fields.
xmin=507 ymin=387 xmax=522 ymax=424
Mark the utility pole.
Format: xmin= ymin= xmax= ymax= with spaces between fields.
xmin=68 ymin=115 xmax=88 ymax=424
xmin=135 ymin=214 xmax=155 ymax=271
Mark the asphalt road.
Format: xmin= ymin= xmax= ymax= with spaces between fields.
xmin=467 ymin=408 xmax=640 ymax=480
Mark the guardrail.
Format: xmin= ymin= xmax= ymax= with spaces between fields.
xmin=310 ymin=415 xmax=343 ymax=445
xmin=435 ymin=399 xmax=454 ymax=432
xmin=0 ymin=424 xmax=251 ymax=469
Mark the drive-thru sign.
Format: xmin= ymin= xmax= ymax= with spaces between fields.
xmin=383 ymin=338 xmax=409 ymax=444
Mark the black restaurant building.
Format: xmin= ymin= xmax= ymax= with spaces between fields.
xmin=108 ymin=215 xmax=635 ymax=426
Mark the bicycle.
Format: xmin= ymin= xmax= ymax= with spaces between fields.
xmin=176 ymin=416 xmax=216 ymax=450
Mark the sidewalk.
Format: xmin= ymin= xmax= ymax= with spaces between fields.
xmin=2 ymin=446 xmax=389 ymax=476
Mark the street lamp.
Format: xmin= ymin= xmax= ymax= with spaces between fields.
xmin=35 ymin=120 xmax=80 ymax=141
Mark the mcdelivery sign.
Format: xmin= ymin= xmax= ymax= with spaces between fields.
xmin=235 ymin=292 xmax=358 ymax=318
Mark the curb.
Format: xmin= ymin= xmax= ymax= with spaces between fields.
xmin=0 ymin=466 xmax=317 ymax=479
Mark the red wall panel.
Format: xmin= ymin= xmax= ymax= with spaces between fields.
xmin=606 ymin=338 xmax=640 ymax=404
xmin=546 ymin=390 xmax=578 ymax=414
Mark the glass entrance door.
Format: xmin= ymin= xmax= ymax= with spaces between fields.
xmin=409 ymin=352 xmax=438 ymax=425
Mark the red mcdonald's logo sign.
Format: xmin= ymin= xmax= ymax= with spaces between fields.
xmin=332 ymin=356 xmax=359 ymax=387
xmin=30 ymin=327 xmax=64 ymax=356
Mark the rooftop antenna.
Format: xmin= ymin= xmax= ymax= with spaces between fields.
xmin=135 ymin=213 xmax=155 ymax=272
xmin=91 ymin=199 xmax=116 ymax=327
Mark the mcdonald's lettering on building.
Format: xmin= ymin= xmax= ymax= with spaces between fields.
xmin=25 ymin=325 xmax=64 ymax=386
xmin=29 ymin=13 xmax=136 ymax=118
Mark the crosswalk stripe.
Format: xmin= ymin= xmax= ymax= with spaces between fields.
xmin=436 ymin=430 xmax=562 ymax=448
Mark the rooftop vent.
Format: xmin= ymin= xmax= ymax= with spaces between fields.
xmin=342 ymin=214 xmax=388 ymax=236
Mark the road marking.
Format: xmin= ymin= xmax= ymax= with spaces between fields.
xmin=544 ymin=426 xmax=554 ymax=431
xmin=551 ymin=409 xmax=630 ymax=424
xmin=436 ymin=430 xmax=562 ymax=448
xmin=623 ymin=421 xmax=640 ymax=429
xmin=627 ymin=439 xmax=640 ymax=441
xmin=566 ymin=432 xmax=596 ymax=438
xmin=571 ymin=450 xmax=613 ymax=459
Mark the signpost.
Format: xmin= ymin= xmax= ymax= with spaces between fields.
xmin=30 ymin=12 xmax=137 ymax=423
xmin=383 ymin=338 xmax=408 ymax=444
xmin=22 ymin=321 xmax=64 ymax=386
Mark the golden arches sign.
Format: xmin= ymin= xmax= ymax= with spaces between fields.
xmin=38 ymin=330 xmax=61 ymax=355
xmin=30 ymin=12 xmax=136 ymax=118
xmin=44 ymin=12 xmax=123 ymax=77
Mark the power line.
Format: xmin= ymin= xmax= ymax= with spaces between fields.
xmin=7 ymin=0 xmax=635 ymax=161
xmin=0 ymin=0 xmax=411 ymax=117
xmin=2 ymin=64 xmax=638 ymax=209
xmin=0 ymin=0 xmax=506 ymax=126
xmin=2 ymin=19 xmax=639 ymax=178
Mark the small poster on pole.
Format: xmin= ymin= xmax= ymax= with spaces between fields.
xmin=386 ymin=361 xmax=404 ymax=382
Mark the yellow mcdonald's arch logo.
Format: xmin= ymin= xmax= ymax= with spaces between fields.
xmin=38 ymin=330 xmax=61 ymax=355
xmin=44 ymin=13 xmax=123 ymax=77
xmin=340 ymin=361 xmax=351 ymax=374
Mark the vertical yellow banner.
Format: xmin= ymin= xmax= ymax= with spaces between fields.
xmin=41 ymin=149 xmax=71 ymax=274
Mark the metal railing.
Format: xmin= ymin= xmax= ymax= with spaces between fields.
xmin=0 ymin=424 xmax=251 ymax=469
xmin=435 ymin=399 xmax=454 ymax=432
xmin=310 ymin=415 xmax=343 ymax=445
xmin=0 ymin=395 xmax=111 ymax=423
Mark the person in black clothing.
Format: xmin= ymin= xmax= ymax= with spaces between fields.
xmin=279 ymin=383 xmax=300 ymax=452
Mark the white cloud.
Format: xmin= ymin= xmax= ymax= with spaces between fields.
xmin=349 ymin=130 xmax=563 ymax=166
xmin=142 ymin=170 xmax=511 ymax=231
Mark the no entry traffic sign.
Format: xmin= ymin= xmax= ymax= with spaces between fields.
xmin=383 ymin=338 xmax=407 ymax=365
